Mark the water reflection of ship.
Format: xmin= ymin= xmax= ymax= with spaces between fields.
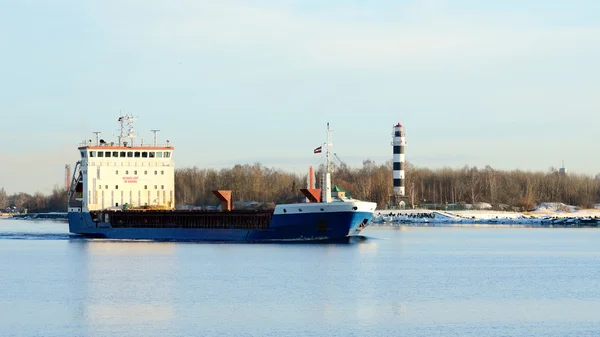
xmin=77 ymin=241 xmax=176 ymax=334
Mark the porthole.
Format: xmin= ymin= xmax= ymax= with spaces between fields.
xmin=320 ymin=208 xmax=324 ymax=211
xmin=283 ymin=209 xmax=287 ymax=213
xmin=298 ymin=208 xmax=302 ymax=212
xmin=352 ymin=206 xmax=358 ymax=210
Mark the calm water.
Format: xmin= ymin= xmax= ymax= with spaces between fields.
xmin=1 ymin=219 xmax=599 ymax=337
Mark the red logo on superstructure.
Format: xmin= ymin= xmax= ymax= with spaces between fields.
xmin=122 ymin=176 xmax=139 ymax=183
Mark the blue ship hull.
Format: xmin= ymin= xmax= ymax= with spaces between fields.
xmin=68 ymin=209 xmax=373 ymax=242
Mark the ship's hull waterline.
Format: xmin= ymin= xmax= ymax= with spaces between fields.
xmin=68 ymin=202 xmax=375 ymax=241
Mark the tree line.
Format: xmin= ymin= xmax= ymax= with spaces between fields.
xmin=2 ymin=162 xmax=599 ymax=213
xmin=174 ymin=162 xmax=600 ymax=211
xmin=0 ymin=187 xmax=68 ymax=213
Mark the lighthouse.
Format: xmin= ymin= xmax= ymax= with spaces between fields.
xmin=392 ymin=123 xmax=406 ymax=196
xmin=391 ymin=123 xmax=409 ymax=208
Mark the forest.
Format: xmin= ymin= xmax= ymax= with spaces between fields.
xmin=2 ymin=161 xmax=599 ymax=213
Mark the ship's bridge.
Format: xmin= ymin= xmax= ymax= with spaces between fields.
xmin=78 ymin=145 xmax=174 ymax=160
xmin=75 ymin=143 xmax=176 ymax=212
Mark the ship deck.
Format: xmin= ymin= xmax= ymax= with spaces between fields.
xmin=91 ymin=209 xmax=274 ymax=230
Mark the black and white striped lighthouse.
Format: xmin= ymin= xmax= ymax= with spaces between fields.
xmin=392 ymin=123 xmax=406 ymax=196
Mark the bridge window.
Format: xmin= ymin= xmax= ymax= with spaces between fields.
xmin=112 ymin=151 xmax=118 ymax=157
xmin=156 ymin=152 xmax=163 ymax=158
xmin=127 ymin=152 xmax=133 ymax=158
xmin=105 ymin=151 xmax=111 ymax=157
xmin=164 ymin=152 xmax=170 ymax=158
xmin=89 ymin=151 xmax=96 ymax=157
xmin=142 ymin=152 xmax=148 ymax=158
xmin=80 ymin=151 xmax=86 ymax=158
xmin=149 ymin=152 xmax=155 ymax=158
xmin=120 ymin=151 xmax=126 ymax=157
xmin=134 ymin=152 xmax=140 ymax=158
xmin=97 ymin=152 xmax=104 ymax=158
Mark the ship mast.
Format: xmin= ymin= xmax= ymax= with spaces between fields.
xmin=322 ymin=123 xmax=332 ymax=203
xmin=117 ymin=114 xmax=136 ymax=147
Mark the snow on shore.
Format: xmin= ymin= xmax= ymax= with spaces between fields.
xmin=372 ymin=207 xmax=600 ymax=227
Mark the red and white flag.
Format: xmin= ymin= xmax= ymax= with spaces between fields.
xmin=313 ymin=146 xmax=322 ymax=154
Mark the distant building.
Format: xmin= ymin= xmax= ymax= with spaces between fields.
xmin=559 ymin=161 xmax=567 ymax=175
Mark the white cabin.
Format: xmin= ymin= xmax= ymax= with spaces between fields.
xmin=75 ymin=145 xmax=175 ymax=212
xmin=69 ymin=115 xmax=175 ymax=213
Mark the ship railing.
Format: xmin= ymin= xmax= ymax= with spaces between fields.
xmin=79 ymin=141 xmax=173 ymax=148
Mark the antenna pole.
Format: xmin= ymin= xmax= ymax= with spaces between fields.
xmin=151 ymin=130 xmax=160 ymax=146
xmin=321 ymin=123 xmax=333 ymax=203
xmin=93 ymin=132 xmax=102 ymax=146
xmin=326 ymin=122 xmax=331 ymax=175
xmin=118 ymin=115 xmax=124 ymax=146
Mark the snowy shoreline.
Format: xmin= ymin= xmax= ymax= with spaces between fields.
xmin=372 ymin=207 xmax=600 ymax=227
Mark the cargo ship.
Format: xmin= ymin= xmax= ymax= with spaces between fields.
xmin=67 ymin=115 xmax=376 ymax=241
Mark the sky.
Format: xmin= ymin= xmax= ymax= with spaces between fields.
xmin=0 ymin=0 xmax=599 ymax=195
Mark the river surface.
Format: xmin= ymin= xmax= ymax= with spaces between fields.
xmin=1 ymin=219 xmax=599 ymax=337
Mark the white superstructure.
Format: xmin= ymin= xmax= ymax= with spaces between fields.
xmin=68 ymin=114 xmax=175 ymax=212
